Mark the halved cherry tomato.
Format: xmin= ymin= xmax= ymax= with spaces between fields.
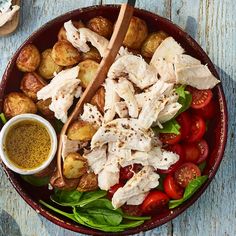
xmin=187 ymin=86 xmax=213 ymax=109
xmin=183 ymin=143 xmax=200 ymax=163
xmin=141 ymin=191 xmax=169 ymax=214
xmin=163 ymin=175 xmax=184 ymax=200
xmin=176 ymin=112 xmax=191 ymax=140
xmin=196 ymin=139 xmax=209 ymax=164
xmin=120 ymin=164 xmax=143 ymax=181
xmin=174 ymin=163 xmax=201 ymax=188
xmin=187 ymin=115 xmax=206 ymax=143
xmin=160 ymin=133 xmax=181 ymax=145
xmin=108 ymin=183 xmax=124 ymax=199
xmin=194 ymin=99 xmax=216 ymax=120
xmin=157 ymin=144 xmax=184 ymax=174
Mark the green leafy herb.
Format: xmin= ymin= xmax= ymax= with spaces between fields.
xmin=154 ymin=119 xmax=181 ymax=135
xmin=122 ymin=215 xmax=151 ymax=221
xmin=175 ymin=85 xmax=192 ymax=116
xmin=156 ymin=174 xmax=166 ymax=191
xmin=0 ymin=113 xmax=7 ymax=124
xmin=51 ymin=189 xmax=83 ymax=206
xmin=54 ymin=119 xmax=64 ymax=133
xmin=20 ymin=175 xmax=50 ymax=187
xmin=169 ymin=175 xmax=208 ymax=209
xmin=77 ymin=190 xmax=107 ymax=207
xmin=198 ymin=161 xmax=207 ymax=173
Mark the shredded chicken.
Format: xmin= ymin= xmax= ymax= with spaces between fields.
xmin=61 ymin=135 xmax=80 ymax=161
xmin=172 ymin=54 xmax=201 ymax=70
xmin=114 ymin=102 xmax=128 ymax=118
xmin=37 ymin=66 xmax=81 ymax=123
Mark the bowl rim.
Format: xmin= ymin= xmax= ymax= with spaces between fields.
xmin=0 ymin=4 xmax=228 ymax=235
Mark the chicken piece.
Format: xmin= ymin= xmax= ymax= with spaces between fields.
xmin=175 ymin=64 xmax=220 ymax=89
xmin=97 ymin=153 xmax=120 ymax=191
xmin=64 ymin=20 xmax=109 ymax=57
xmin=114 ymin=101 xmax=128 ymax=118
xmin=108 ymin=142 xmax=132 ymax=163
xmin=84 ymin=146 xmax=107 ymax=175
xmin=112 ymin=166 xmax=160 ymax=208
xmin=61 ymin=135 xmax=80 ymax=161
xmin=108 ymin=55 xmax=158 ymax=89
xmin=0 ymin=5 xmax=20 ymax=27
xmin=116 ymin=46 xmax=133 ymax=60
xmin=150 ymin=36 xmax=184 ymax=64
xmin=80 ymin=103 xmax=103 ymax=128
xmin=158 ymin=103 xmax=182 ymax=123
xmin=115 ymin=78 xmax=139 ymax=118
xmin=91 ymin=118 xmax=154 ymax=152
xmin=172 ymin=54 xmax=201 ymax=70
xmin=37 ymin=66 xmax=82 ymax=123
xmin=126 ymin=193 xmax=148 ymax=205
xmin=104 ymin=79 xmax=120 ymax=123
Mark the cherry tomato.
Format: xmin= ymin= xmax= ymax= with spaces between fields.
xmin=196 ymin=139 xmax=209 ymax=164
xmin=183 ymin=143 xmax=200 ymax=163
xmin=108 ymin=183 xmax=124 ymax=199
xmin=120 ymin=164 xmax=143 ymax=181
xmin=176 ymin=112 xmax=191 ymax=140
xmin=187 ymin=86 xmax=213 ymax=109
xmin=187 ymin=115 xmax=206 ymax=143
xmin=121 ymin=205 xmax=143 ymax=216
xmin=194 ymin=99 xmax=216 ymax=120
xmin=141 ymin=191 xmax=169 ymax=214
xmin=174 ymin=163 xmax=201 ymax=188
xmin=163 ymin=175 xmax=184 ymax=200
xmin=157 ymin=144 xmax=184 ymax=174
xmin=160 ymin=133 xmax=181 ymax=145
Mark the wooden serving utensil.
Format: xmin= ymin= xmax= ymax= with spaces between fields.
xmin=50 ymin=1 xmax=135 ymax=188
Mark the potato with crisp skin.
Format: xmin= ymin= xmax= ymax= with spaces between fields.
xmin=38 ymin=49 xmax=63 ymax=79
xmin=67 ymin=120 xmax=97 ymax=141
xmin=16 ymin=44 xmax=41 ymax=72
xmin=78 ymin=59 xmax=99 ymax=88
xmin=87 ymin=16 xmax=113 ymax=38
xmin=3 ymin=92 xmax=37 ymax=118
xmin=58 ymin=20 xmax=85 ymax=41
xmin=52 ymin=40 xmax=80 ymax=66
xmin=123 ymin=16 xmax=148 ymax=49
xmin=36 ymin=98 xmax=54 ymax=119
xmin=20 ymin=72 xmax=46 ymax=101
xmin=63 ymin=152 xmax=88 ymax=179
xmin=81 ymin=46 xmax=101 ymax=63
xmin=77 ymin=172 xmax=98 ymax=192
xmin=91 ymin=87 xmax=105 ymax=114
xmin=141 ymin=31 xmax=169 ymax=58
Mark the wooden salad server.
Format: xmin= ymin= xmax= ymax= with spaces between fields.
xmin=50 ymin=0 xmax=136 ymax=188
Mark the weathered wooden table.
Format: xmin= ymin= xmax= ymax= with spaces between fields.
xmin=0 ymin=1 xmax=235 ymax=235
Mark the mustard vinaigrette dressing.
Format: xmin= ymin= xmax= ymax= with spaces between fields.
xmin=5 ymin=120 xmax=51 ymax=169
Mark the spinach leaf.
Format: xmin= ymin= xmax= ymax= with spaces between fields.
xmin=198 ymin=161 xmax=207 ymax=173
xmin=21 ymin=175 xmax=50 ymax=187
xmin=169 ymin=175 xmax=208 ymax=209
xmin=154 ymin=119 xmax=180 ymax=135
xmin=51 ymin=189 xmax=83 ymax=206
xmin=175 ymin=85 xmax=192 ymax=116
xmin=78 ymin=190 xmax=107 ymax=207
xmin=123 ymin=215 xmax=151 ymax=220
xmin=0 ymin=113 xmax=7 ymax=124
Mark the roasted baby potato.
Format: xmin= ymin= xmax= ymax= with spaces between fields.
xmin=36 ymin=98 xmax=54 ymax=119
xmin=16 ymin=44 xmax=41 ymax=72
xmin=81 ymin=46 xmax=101 ymax=63
xmin=3 ymin=92 xmax=37 ymax=118
xmin=123 ymin=16 xmax=148 ymax=49
xmin=78 ymin=59 xmax=99 ymax=88
xmin=20 ymin=72 xmax=46 ymax=101
xmin=77 ymin=172 xmax=98 ymax=192
xmin=141 ymin=31 xmax=169 ymax=58
xmin=91 ymin=87 xmax=105 ymax=114
xmin=63 ymin=152 xmax=88 ymax=179
xmin=58 ymin=20 xmax=85 ymax=41
xmin=52 ymin=40 xmax=80 ymax=66
xmin=38 ymin=49 xmax=63 ymax=79
xmin=87 ymin=16 xmax=113 ymax=38
xmin=67 ymin=120 xmax=97 ymax=141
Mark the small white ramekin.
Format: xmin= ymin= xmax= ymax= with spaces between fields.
xmin=0 ymin=114 xmax=57 ymax=175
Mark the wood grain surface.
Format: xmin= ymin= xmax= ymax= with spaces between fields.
xmin=0 ymin=1 xmax=235 ymax=236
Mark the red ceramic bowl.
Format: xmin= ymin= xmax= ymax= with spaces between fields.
xmin=0 ymin=5 xmax=228 ymax=236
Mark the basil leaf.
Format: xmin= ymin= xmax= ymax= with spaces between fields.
xmin=169 ymin=175 xmax=208 ymax=209
xmin=198 ymin=161 xmax=207 ymax=173
xmin=21 ymin=175 xmax=49 ymax=187
xmin=175 ymin=85 xmax=192 ymax=116
xmin=154 ymin=119 xmax=181 ymax=135
xmin=51 ymin=189 xmax=83 ymax=206
xmin=78 ymin=190 xmax=107 ymax=207
xmin=0 ymin=113 xmax=7 ymax=124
